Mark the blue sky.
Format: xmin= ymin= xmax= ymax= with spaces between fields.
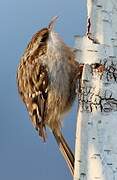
xmin=0 ymin=0 xmax=86 ymax=180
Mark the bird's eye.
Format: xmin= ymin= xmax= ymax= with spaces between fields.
xmin=40 ymin=32 xmax=49 ymax=43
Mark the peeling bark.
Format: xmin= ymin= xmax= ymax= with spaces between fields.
xmin=80 ymin=59 xmax=117 ymax=113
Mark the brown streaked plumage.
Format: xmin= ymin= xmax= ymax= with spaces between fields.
xmin=17 ymin=16 xmax=83 ymax=176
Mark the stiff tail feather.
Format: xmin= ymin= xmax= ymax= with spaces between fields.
xmin=52 ymin=130 xmax=74 ymax=176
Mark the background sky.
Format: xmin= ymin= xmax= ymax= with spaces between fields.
xmin=0 ymin=0 xmax=86 ymax=180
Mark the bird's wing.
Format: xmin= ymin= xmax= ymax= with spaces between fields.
xmin=30 ymin=63 xmax=49 ymax=141
xmin=30 ymin=64 xmax=48 ymax=141
xmin=17 ymin=60 xmax=49 ymax=141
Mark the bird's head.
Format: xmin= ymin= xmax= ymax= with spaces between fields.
xmin=26 ymin=16 xmax=59 ymax=51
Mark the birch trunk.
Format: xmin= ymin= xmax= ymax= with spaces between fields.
xmin=74 ymin=0 xmax=117 ymax=179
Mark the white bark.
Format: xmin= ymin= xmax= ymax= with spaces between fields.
xmin=74 ymin=0 xmax=117 ymax=180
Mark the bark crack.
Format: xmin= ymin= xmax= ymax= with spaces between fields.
xmin=87 ymin=18 xmax=100 ymax=44
xmin=79 ymin=58 xmax=117 ymax=112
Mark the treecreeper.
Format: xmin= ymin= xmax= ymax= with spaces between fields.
xmin=17 ymin=16 xmax=83 ymax=176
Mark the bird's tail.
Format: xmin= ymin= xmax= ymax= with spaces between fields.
xmin=52 ymin=130 xmax=74 ymax=176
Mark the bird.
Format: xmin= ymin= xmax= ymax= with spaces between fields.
xmin=17 ymin=16 xmax=83 ymax=176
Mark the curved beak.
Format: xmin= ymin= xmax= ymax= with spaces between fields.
xmin=48 ymin=16 xmax=59 ymax=31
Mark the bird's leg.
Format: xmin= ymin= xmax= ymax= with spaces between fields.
xmin=78 ymin=63 xmax=84 ymax=78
